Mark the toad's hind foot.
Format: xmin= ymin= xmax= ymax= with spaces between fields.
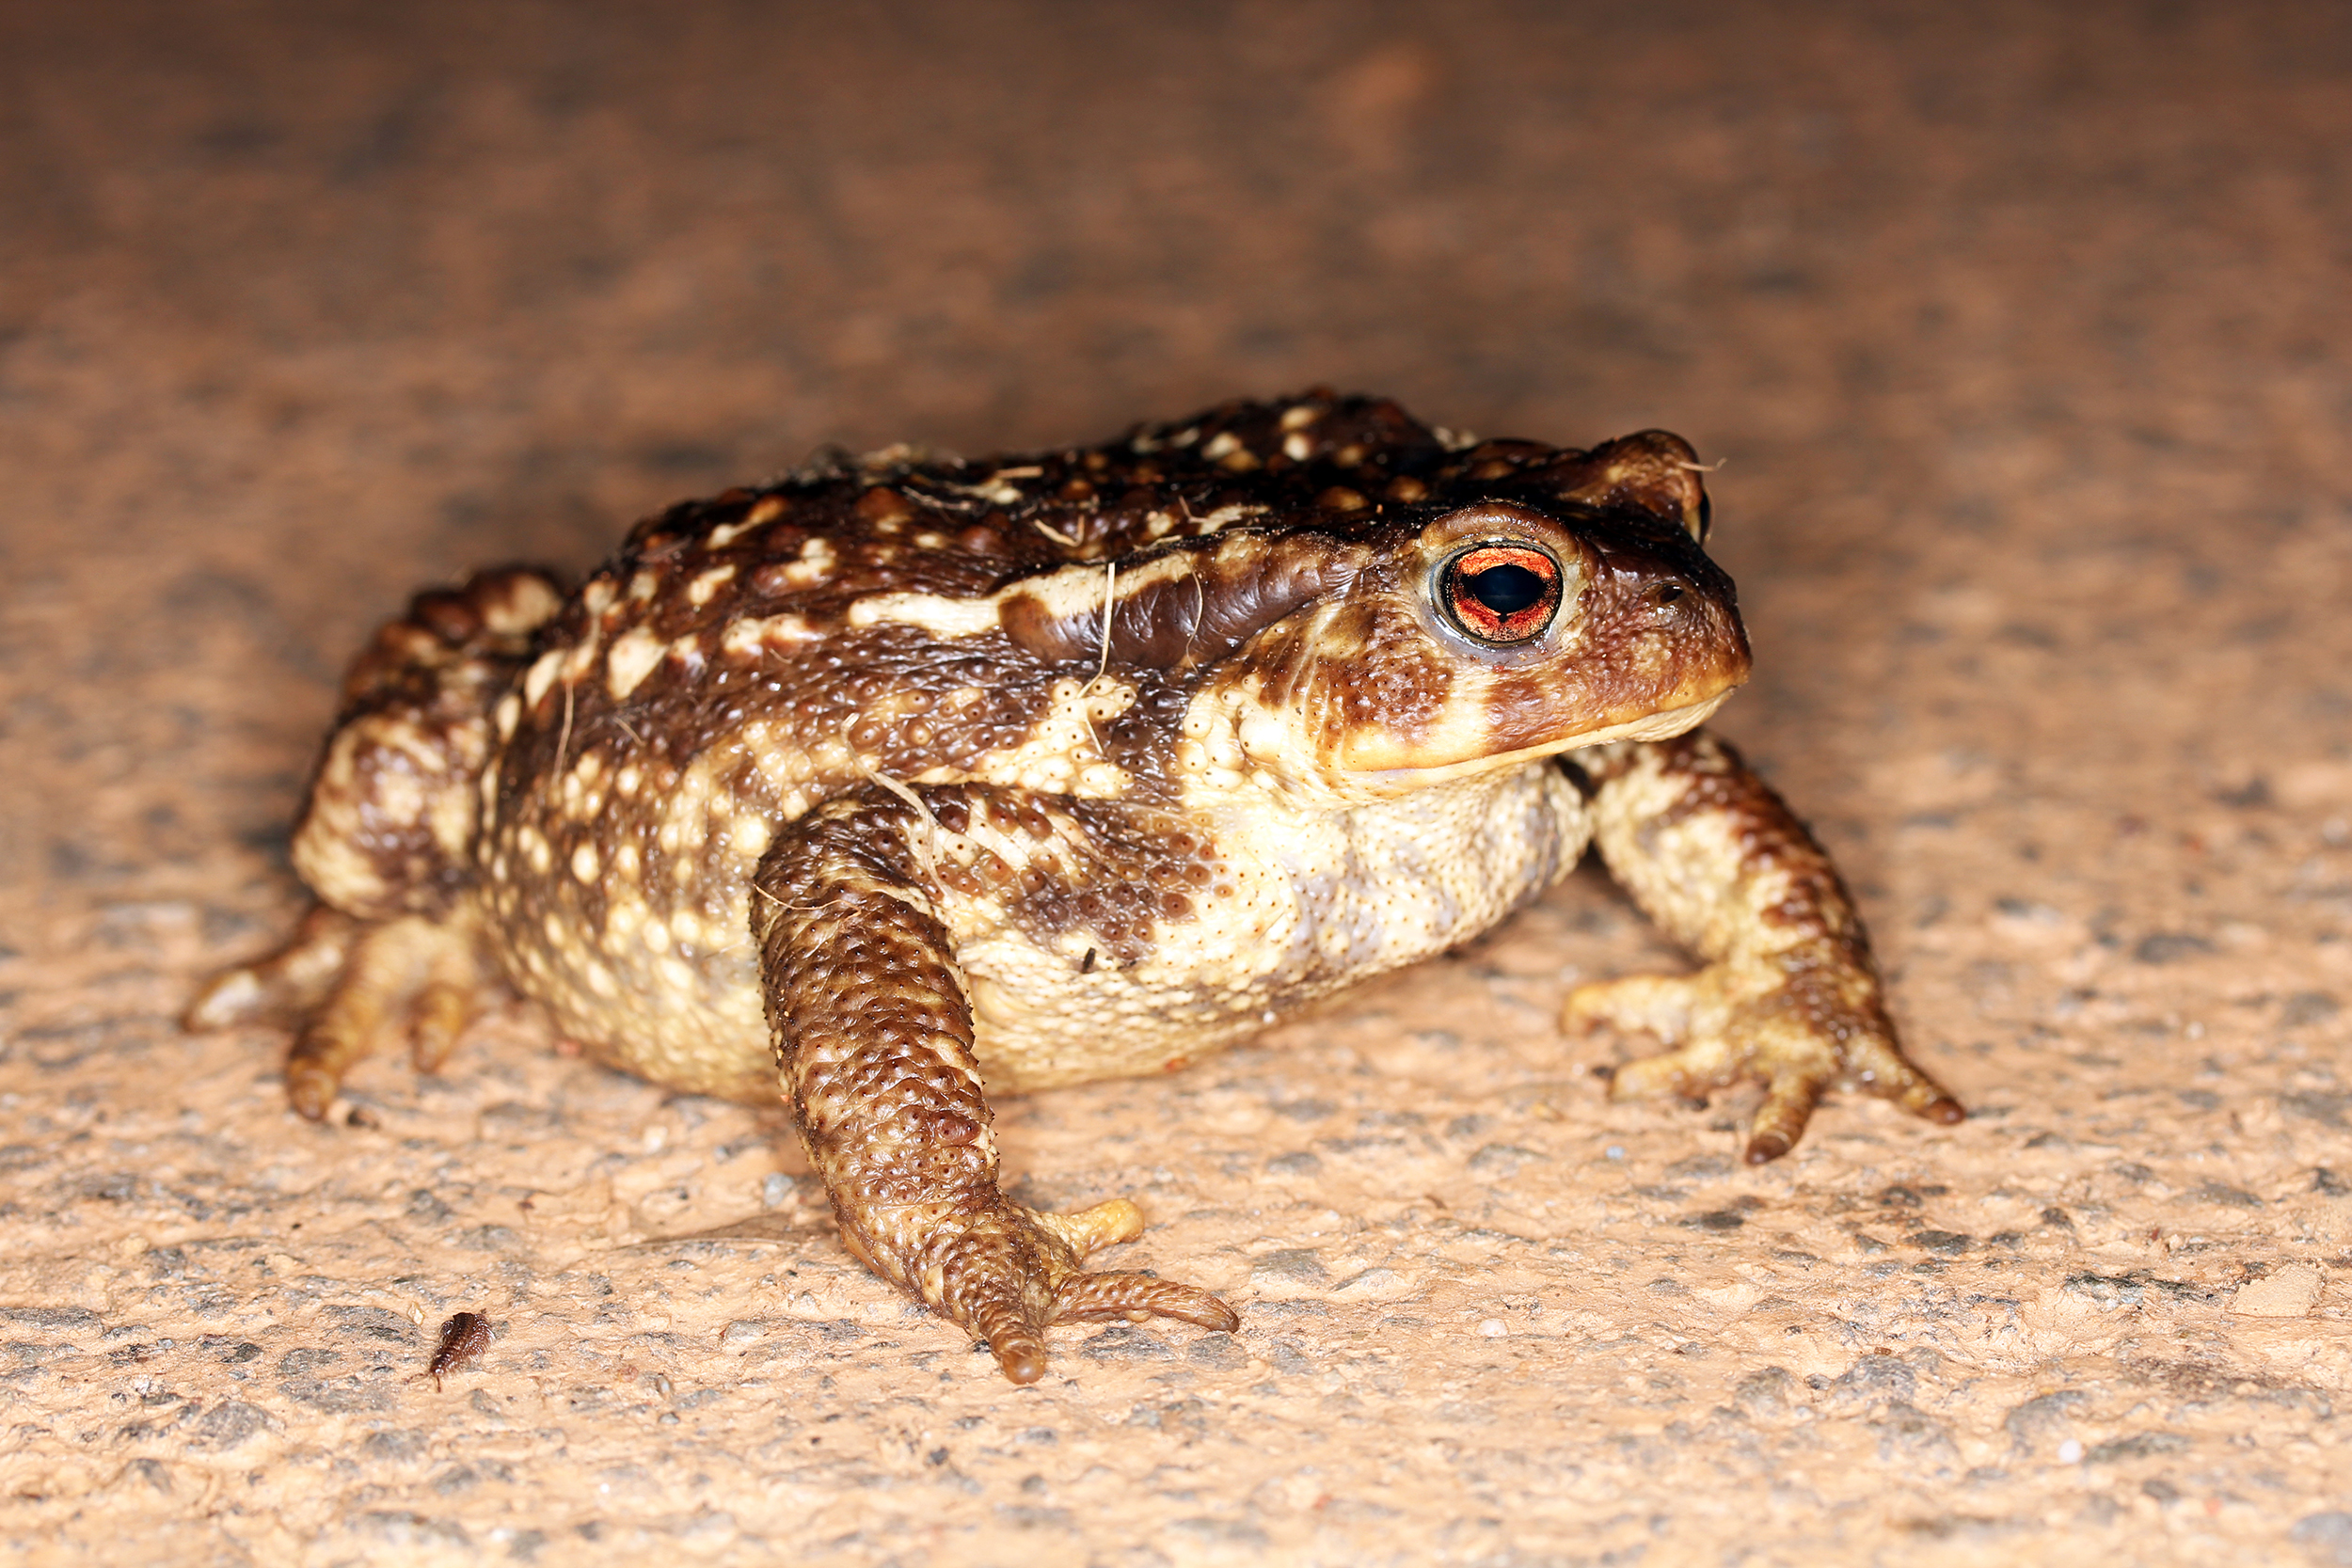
xmin=186 ymin=906 xmax=491 ymax=1119
xmin=761 ymin=785 xmax=1240 ymax=1385
xmin=1567 ymin=964 xmax=1963 ymax=1164
xmin=907 ymin=1196 xmax=1238 ymax=1385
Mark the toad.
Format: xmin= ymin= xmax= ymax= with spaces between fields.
xmin=188 ymin=392 xmax=1963 ymax=1382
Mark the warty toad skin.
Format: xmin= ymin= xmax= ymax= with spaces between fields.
xmin=188 ymin=391 xmax=1963 ymax=1383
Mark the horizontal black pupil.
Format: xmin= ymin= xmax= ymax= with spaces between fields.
xmin=1467 ymin=562 xmax=1546 ymax=615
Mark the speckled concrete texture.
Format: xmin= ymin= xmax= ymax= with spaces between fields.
xmin=4 ymin=2 xmax=2350 ymax=1563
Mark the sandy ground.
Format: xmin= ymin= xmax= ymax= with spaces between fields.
xmin=3 ymin=2 xmax=2350 ymax=1563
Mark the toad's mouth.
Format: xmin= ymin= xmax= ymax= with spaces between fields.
xmin=1347 ymin=690 xmax=1735 ymax=793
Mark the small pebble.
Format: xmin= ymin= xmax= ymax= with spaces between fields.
xmin=2057 ymin=1439 xmax=2084 ymax=1464
xmin=1477 ymin=1319 xmax=1508 ymax=1338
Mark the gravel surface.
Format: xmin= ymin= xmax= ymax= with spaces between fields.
xmin=3 ymin=3 xmax=2349 ymax=1563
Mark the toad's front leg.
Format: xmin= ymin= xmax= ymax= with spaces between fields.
xmin=753 ymin=789 xmax=1237 ymax=1383
xmin=1565 ymin=732 xmax=1963 ymax=1164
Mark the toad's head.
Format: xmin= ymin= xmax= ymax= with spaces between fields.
xmin=1169 ymin=430 xmax=1751 ymax=802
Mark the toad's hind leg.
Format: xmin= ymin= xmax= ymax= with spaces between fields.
xmin=282 ymin=916 xmax=488 ymax=1118
xmin=189 ymin=909 xmax=490 ymax=1119
xmin=755 ymin=786 xmax=1238 ymax=1384
xmin=184 ymin=903 xmax=359 ymax=1032
xmin=186 ymin=565 xmax=561 ymax=1118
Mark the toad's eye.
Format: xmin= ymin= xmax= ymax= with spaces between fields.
xmin=1439 ymin=544 xmax=1563 ymax=644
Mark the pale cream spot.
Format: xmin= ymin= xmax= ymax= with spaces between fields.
xmin=745 ymin=495 xmax=787 ymax=526
xmin=561 ymin=632 xmax=599 ymax=684
xmin=629 ymin=571 xmax=660 ymax=601
xmin=519 ymin=826 xmax=552 ymax=876
xmin=484 ymin=574 xmax=563 ymax=634
xmin=731 ymin=816 xmax=772 ymax=861
xmin=703 ymin=518 xmax=755 ymax=549
xmin=571 ymin=843 xmax=600 ymax=883
xmin=930 ymin=469 xmax=1042 ymax=507
xmin=847 ymin=592 xmax=1001 ymax=637
xmin=961 ymin=675 xmax=1133 ymax=798
xmin=604 ymin=899 xmax=644 ymax=944
xmin=523 ymin=652 xmax=563 ymax=707
xmin=642 ymin=917 xmax=671 ymax=955
xmin=1279 ymin=404 xmax=1319 ymax=432
xmin=914 ymin=531 xmax=946 ymax=549
xmin=583 ymin=962 xmax=618 ymax=1000
xmin=607 ymin=626 xmax=665 ymax=701
xmin=779 ymin=536 xmax=835 ymax=588
xmin=373 ymin=765 xmax=425 ymax=829
xmin=494 ymin=692 xmax=521 ymax=740
xmin=754 ymin=746 xmax=817 ymax=787
xmin=1200 ymin=431 xmax=1242 ymax=461
xmin=581 ymin=578 xmax=616 ymax=616
xmin=687 ymin=563 xmax=739 ymax=606
xmin=721 ymin=613 xmax=819 ymax=658
xmin=1197 ymin=502 xmax=1268 ymax=532
xmin=1282 ymin=432 xmax=1313 ymax=462
xmin=613 ymin=842 xmax=642 ymax=879
xmin=427 ymin=779 xmax=471 ymax=859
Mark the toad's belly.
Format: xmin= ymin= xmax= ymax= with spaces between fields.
xmin=495 ymin=762 xmax=1590 ymax=1102
xmin=955 ymin=762 xmax=1591 ymax=1089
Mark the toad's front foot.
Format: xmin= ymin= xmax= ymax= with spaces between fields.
xmin=840 ymin=1193 xmax=1238 ymax=1384
xmin=1569 ymin=732 xmax=1964 ymax=1164
xmin=1566 ymin=956 xmax=1963 ymax=1164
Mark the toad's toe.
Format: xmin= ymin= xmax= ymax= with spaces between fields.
xmin=1578 ymin=960 xmax=1963 ymax=1164
xmin=189 ymin=908 xmax=494 ymax=1120
xmin=183 ymin=904 xmax=358 ymax=1032
xmin=923 ymin=1198 xmax=1236 ymax=1384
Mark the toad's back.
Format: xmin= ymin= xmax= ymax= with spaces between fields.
xmin=423 ymin=395 xmax=1708 ymax=1098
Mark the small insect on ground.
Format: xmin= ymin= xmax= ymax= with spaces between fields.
xmin=415 ymin=1311 xmax=493 ymax=1391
